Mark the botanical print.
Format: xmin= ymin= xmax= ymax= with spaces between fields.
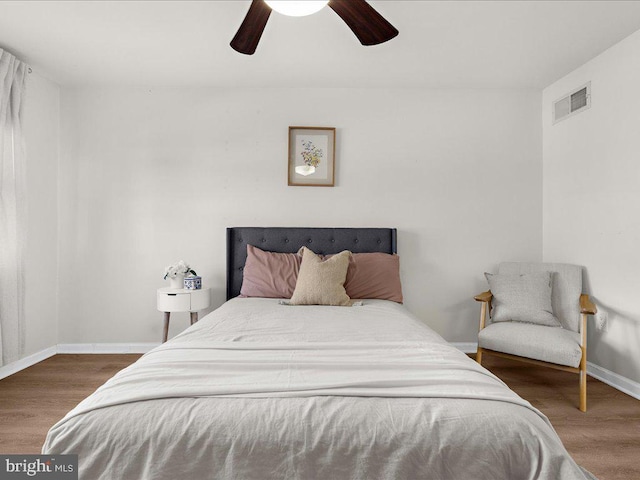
xmin=288 ymin=126 xmax=335 ymax=186
xmin=301 ymin=140 xmax=323 ymax=168
xmin=295 ymin=134 xmax=328 ymax=178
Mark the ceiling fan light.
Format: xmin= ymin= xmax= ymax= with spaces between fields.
xmin=265 ymin=1 xmax=329 ymax=17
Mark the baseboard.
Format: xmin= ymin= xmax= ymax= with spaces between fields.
xmin=0 ymin=346 xmax=57 ymax=380
xmin=0 ymin=344 xmax=157 ymax=380
xmin=587 ymin=361 xmax=640 ymax=400
xmin=450 ymin=342 xmax=640 ymax=401
xmin=56 ymin=343 xmax=159 ymax=354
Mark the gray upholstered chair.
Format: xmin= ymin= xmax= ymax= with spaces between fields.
xmin=474 ymin=262 xmax=597 ymax=412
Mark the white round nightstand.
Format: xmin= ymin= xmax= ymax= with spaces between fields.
xmin=157 ymin=287 xmax=211 ymax=342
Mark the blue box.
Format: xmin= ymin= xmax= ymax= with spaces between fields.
xmin=183 ymin=276 xmax=202 ymax=290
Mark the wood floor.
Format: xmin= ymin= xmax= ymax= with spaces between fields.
xmin=0 ymin=353 xmax=639 ymax=479
xmin=479 ymin=354 xmax=640 ymax=480
xmin=0 ymin=355 xmax=140 ymax=454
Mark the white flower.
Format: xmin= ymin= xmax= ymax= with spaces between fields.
xmin=163 ymin=260 xmax=193 ymax=279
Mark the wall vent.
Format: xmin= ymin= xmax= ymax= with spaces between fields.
xmin=553 ymin=82 xmax=591 ymax=124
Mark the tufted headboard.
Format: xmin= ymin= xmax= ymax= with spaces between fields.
xmin=226 ymin=227 xmax=397 ymax=300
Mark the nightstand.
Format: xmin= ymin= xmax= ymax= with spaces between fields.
xmin=157 ymin=287 xmax=211 ymax=342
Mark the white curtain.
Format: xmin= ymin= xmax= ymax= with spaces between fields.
xmin=0 ymin=48 xmax=28 ymax=366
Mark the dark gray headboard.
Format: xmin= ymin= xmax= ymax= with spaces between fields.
xmin=227 ymin=227 xmax=397 ymax=300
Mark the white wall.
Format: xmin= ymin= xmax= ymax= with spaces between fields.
xmin=58 ymin=87 xmax=542 ymax=344
xmin=23 ymin=72 xmax=60 ymax=356
xmin=543 ymin=30 xmax=640 ymax=383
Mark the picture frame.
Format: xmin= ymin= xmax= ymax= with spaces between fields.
xmin=288 ymin=126 xmax=336 ymax=187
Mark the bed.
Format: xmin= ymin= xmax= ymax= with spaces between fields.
xmin=43 ymin=227 xmax=593 ymax=479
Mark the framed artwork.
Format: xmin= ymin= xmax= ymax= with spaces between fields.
xmin=288 ymin=126 xmax=336 ymax=187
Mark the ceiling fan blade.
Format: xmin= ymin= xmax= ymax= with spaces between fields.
xmin=329 ymin=0 xmax=398 ymax=46
xmin=230 ymin=0 xmax=272 ymax=55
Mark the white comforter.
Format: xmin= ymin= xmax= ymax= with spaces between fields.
xmin=43 ymin=298 xmax=591 ymax=479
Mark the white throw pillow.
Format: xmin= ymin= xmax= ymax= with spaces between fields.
xmin=485 ymin=271 xmax=561 ymax=327
xmin=289 ymin=247 xmax=351 ymax=306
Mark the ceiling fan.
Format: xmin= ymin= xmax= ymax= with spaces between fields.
xmin=231 ymin=0 xmax=399 ymax=55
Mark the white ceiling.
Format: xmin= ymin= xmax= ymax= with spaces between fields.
xmin=1 ymin=1 xmax=640 ymax=89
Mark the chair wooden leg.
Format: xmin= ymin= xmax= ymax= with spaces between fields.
xmin=579 ymin=313 xmax=588 ymax=412
xmin=579 ymin=346 xmax=587 ymax=412
xmin=476 ymin=301 xmax=487 ymax=366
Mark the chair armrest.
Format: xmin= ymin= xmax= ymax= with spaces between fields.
xmin=580 ymin=294 xmax=597 ymax=315
xmin=474 ymin=291 xmax=492 ymax=302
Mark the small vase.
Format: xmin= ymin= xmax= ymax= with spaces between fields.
xmin=169 ymin=274 xmax=184 ymax=289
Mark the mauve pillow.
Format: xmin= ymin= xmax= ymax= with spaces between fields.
xmin=239 ymin=245 xmax=302 ymax=298
xmin=344 ymin=253 xmax=403 ymax=303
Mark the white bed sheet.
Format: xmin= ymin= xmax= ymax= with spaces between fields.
xmin=43 ymin=298 xmax=591 ymax=479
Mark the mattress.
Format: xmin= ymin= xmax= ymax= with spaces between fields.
xmin=43 ymin=298 xmax=591 ymax=479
